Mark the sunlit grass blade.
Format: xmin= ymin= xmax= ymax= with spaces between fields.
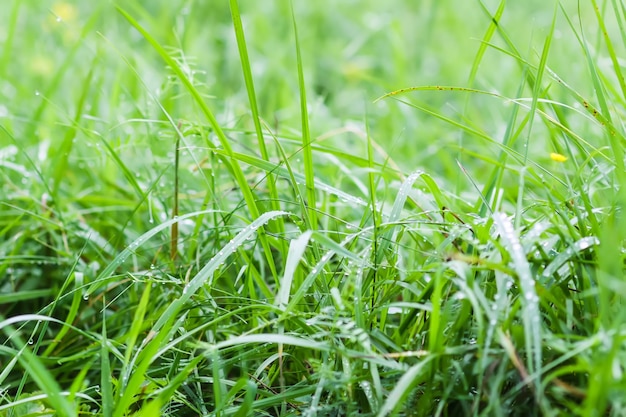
xmin=122 ymin=282 xmax=152 ymax=368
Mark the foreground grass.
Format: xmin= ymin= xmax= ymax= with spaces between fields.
xmin=1 ymin=1 xmax=626 ymax=416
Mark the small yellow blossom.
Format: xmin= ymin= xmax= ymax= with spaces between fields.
xmin=51 ymin=2 xmax=78 ymax=23
xmin=550 ymin=152 xmax=568 ymax=162
xmin=45 ymin=3 xmax=79 ymax=43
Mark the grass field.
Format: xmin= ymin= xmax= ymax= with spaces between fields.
xmin=1 ymin=1 xmax=626 ymax=416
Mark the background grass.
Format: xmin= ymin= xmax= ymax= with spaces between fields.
xmin=1 ymin=0 xmax=626 ymax=416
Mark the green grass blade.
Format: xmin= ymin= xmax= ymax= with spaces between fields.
xmin=229 ymin=0 xmax=286 ymax=246
xmin=522 ymin=2 xmax=557 ymax=163
xmin=100 ymin=298 xmax=113 ymax=417
xmin=468 ymin=0 xmax=506 ymax=87
xmin=290 ymin=4 xmax=317 ymax=229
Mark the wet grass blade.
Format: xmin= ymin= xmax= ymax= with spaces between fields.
xmin=290 ymin=4 xmax=317 ymax=230
xmin=229 ymin=0 xmax=285 ymax=240
xmin=493 ymin=213 xmax=542 ymax=398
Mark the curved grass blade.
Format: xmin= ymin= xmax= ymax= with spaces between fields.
xmin=151 ymin=210 xmax=289 ymax=334
xmin=494 ymin=213 xmax=542 ymax=397
xmin=542 ymin=236 xmax=599 ymax=283
xmin=205 ymin=333 xmax=329 ymax=352
xmin=214 ymin=148 xmax=368 ymax=208
xmin=376 ymin=357 xmax=434 ymax=417
xmin=86 ymin=209 xmax=219 ymax=297
xmin=276 ymin=230 xmax=312 ymax=309
xmin=0 ymin=320 xmax=77 ymax=417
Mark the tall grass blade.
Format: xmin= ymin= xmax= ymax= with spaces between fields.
xmin=290 ymin=4 xmax=317 ymax=229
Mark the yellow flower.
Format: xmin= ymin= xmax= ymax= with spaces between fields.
xmin=550 ymin=152 xmax=567 ymax=162
xmin=46 ymin=3 xmax=79 ymax=43
xmin=51 ymin=2 xmax=78 ymax=23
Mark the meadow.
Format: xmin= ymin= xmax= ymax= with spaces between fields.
xmin=1 ymin=1 xmax=626 ymax=416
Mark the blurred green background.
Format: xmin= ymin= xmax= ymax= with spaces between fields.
xmin=1 ymin=1 xmax=604 ymax=176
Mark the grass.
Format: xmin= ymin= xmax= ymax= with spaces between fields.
xmin=1 ymin=0 xmax=626 ymax=416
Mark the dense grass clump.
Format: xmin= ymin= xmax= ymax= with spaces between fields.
xmin=1 ymin=1 xmax=626 ymax=416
